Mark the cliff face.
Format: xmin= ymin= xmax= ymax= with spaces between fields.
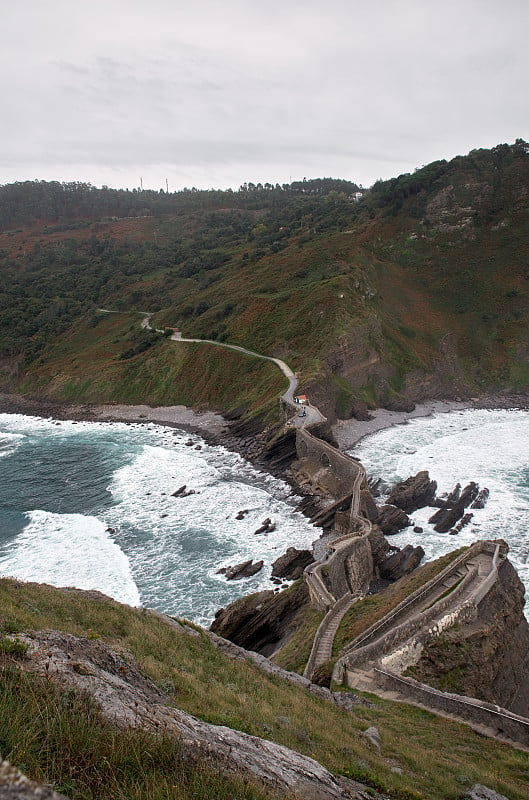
xmin=409 ymin=558 xmax=529 ymax=715
xmin=210 ymin=579 xmax=311 ymax=656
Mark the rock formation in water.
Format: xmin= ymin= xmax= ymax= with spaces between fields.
xmin=387 ymin=470 xmax=437 ymax=513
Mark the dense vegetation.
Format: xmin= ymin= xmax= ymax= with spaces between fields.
xmin=1 ymin=140 xmax=529 ymax=421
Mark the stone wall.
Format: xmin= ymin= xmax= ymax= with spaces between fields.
xmin=374 ymin=668 xmax=529 ymax=747
xmin=296 ymin=429 xmax=361 ymax=498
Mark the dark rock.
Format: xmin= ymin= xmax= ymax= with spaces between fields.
xmin=254 ymin=518 xmax=275 ymax=535
xmin=413 ymin=526 xmax=423 ymax=533
xmin=224 ymin=560 xmax=264 ymax=580
xmin=449 ymin=513 xmax=473 ymax=535
xmin=235 ymin=509 xmax=249 ymax=520
xmin=171 ymin=485 xmax=197 ymax=498
xmin=379 ymin=544 xmax=425 ymax=580
xmin=471 ymin=488 xmax=490 ymax=509
xmin=349 ymin=400 xmax=373 ymax=421
xmin=375 ymin=504 xmax=411 ymax=535
xmin=429 ymin=482 xmax=479 ymax=532
xmin=271 ymin=548 xmax=314 ymax=580
xmin=388 ymin=471 xmax=437 ymax=513
xmin=382 ymin=397 xmax=416 ymax=413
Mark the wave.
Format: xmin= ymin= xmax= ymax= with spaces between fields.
xmin=0 ymin=510 xmax=140 ymax=606
xmin=352 ymin=408 xmax=529 ymax=612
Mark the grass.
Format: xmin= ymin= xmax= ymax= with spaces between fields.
xmin=0 ymin=577 xmax=527 ymax=800
xmin=0 ymin=663 xmax=283 ymax=800
xmin=333 ymin=549 xmax=467 ymax=656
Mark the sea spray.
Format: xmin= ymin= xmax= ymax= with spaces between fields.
xmin=351 ymin=408 xmax=529 ymax=610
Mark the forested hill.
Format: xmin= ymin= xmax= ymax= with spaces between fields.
xmin=0 ymin=141 xmax=528 ymax=424
xmin=0 ymin=177 xmax=362 ymax=231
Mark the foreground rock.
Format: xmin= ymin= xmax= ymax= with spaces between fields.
xmin=0 ymin=760 xmax=69 ymax=800
xmin=387 ymin=471 xmax=437 ymax=513
xmin=18 ymin=630 xmax=365 ymax=800
xmin=272 ymin=548 xmax=315 ymax=580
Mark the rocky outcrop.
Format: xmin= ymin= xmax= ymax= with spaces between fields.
xmin=218 ymin=560 xmax=264 ymax=580
xmin=379 ymin=544 xmax=425 ymax=581
xmin=16 ymin=630 xmax=368 ymax=800
xmin=408 ymin=558 xmax=529 ymax=716
xmin=272 ymin=548 xmax=314 ymax=580
xmin=210 ymin=580 xmax=311 ymax=656
xmin=429 ymin=481 xmax=480 ymax=532
xmin=375 ymin=504 xmax=411 ymax=535
xmin=387 ymin=471 xmax=437 ymax=513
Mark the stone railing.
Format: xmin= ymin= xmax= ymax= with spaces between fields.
xmin=303 ymin=591 xmax=357 ymax=680
xmin=333 ymin=541 xmax=505 ymax=683
xmin=374 ymin=668 xmax=529 ymax=747
xmin=336 ymin=540 xmax=498 ymax=659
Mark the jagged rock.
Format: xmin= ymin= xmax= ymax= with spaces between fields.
xmin=349 ymin=399 xmax=373 ymax=421
xmin=379 ymin=544 xmax=425 ymax=580
xmin=471 ymin=488 xmax=490 ymax=509
xmin=211 ymin=580 xmax=311 ymax=656
xmin=461 ymin=784 xmax=509 ymax=800
xmin=271 ymin=548 xmax=314 ymax=580
xmin=387 ymin=471 xmax=437 ymax=513
xmin=223 ymin=560 xmax=264 ymax=580
xmin=254 ymin=518 xmax=275 ymax=535
xmin=375 ymin=504 xmax=411 ymax=535
xmin=429 ymin=482 xmax=479 ymax=532
xmin=449 ymin=513 xmax=473 ymax=535
xmin=235 ymin=509 xmax=249 ymax=520
xmin=171 ymin=485 xmax=197 ymax=498
xmin=0 ymin=759 xmax=69 ymax=799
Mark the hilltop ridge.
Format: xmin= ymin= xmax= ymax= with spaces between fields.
xmin=0 ymin=140 xmax=528 ymax=425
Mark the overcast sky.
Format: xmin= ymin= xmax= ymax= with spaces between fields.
xmin=1 ymin=0 xmax=527 ymax=191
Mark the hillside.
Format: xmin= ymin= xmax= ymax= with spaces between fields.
xmin=0 ymin=141 xmax=529 ymax=424
xmin=0 ymin=577 xmax=527 ymax=800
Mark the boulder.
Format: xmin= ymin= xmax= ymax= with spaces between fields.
xmin=360 ymin=726 xmax=381 ymax=751
xmin=271 ymin=548 xmax=314 ymax=580
xmin=461 ymin=784 xmax=509 ymax=800
xmin=379 ymin=544 xmax=425 ymax=581
xmin=382 ymin=397 xmax=416 ymax=413
xmin=387 ymin=471 xmax=437 ymax=513
xmin=221 ymin=560 xmax=264 ymax=580
xmin=375 ymin=504 xmax=411 ymax=535
xmin=349 ymin=400 xmax=373 ymax=421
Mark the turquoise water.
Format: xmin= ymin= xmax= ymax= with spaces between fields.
xmin=0 ymin=414 xmax=316 ymax=626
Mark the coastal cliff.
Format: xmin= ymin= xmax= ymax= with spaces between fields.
xmin=407 ymin=557 xmax=529 ymax=716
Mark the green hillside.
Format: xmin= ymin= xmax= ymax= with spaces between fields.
xmin=1 ymin=141 xmax=529 ymax=423
xmin=1 ymin=578 xmax=527 ymax=800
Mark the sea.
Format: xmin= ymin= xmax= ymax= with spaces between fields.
xmin=0 ymin=413 xmax=317 ymax=627
xmin=1 ymin=408 xmax=528 ymax=627
xmin=350 ymin=407 xmax=529 ymax=607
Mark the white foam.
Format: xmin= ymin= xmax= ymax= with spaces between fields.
xmin=0 ymin=510 xmax=140 ymax=606
xmin=352 ymin=408 xmax=529 ymax=608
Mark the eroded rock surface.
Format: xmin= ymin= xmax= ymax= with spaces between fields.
xmin=272 ymin=548 xmax=314 ymax=580
xmin=16 ymin=630 xmax=366 ymax=800
xmin=387 ymin=471 xmax=437 ymax=513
